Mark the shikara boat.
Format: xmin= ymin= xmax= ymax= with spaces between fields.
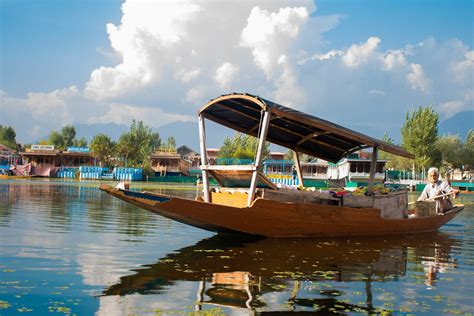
xmin=100 ymin=93 xmax=464 ymax=237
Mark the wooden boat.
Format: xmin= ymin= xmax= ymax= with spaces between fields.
xmin=0 ymin=174 xmax=33 ymax=180
xmin=100 ymin=93 xmax=464 ymax=237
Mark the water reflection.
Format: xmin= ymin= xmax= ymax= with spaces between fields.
xmin=103 ymin=232 xmax=458 ymax=314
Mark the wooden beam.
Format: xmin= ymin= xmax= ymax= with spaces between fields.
xmin=202 ymin=165 xmax=257 ymax=171
xmin=366 ymin=146 xmax=378 ymax=196
xmin=296 ymin=131 xmax=328 ymax=147
xmin=198 ymin=115 xmax=210 ymax=203
xmin=293 ymin=150 xmax=304 ymax=187
xmin=248 ymin=110 xmax=271 ymax=206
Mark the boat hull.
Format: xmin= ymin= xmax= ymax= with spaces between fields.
xmin=99 ymin=184 xmax=463 ymax=238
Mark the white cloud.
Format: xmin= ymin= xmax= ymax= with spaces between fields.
xmin=301 ymin=49 xmax=344 ymax=63
xmin=88 ymin=103 xmax=194 ymax=127
xmin=240 ymin=6 xmax=309 ymax=79
xmin=451 ymin=50 xmax=474 ymax=85
xmin=437 ymin=100 xmax=470 ymax=119
xmin=175 ymin=67 xmax=201 ymax=83
xmin=342 ymin=37 xmax=380 ymax=68
xmin=214 ymin=62 xmax=239 ymax=89
xmin=2 ymin=0 xmax=473 ymax=145
xmin=84 ymin=0 xmax=202 ymax=100
xmin=368 ymin=89 xmax=386 ymax=96
xmin=0 ymin=87 xmax=83 ymax=141
xmin=407 ymin=63 xmax=430 ymax=92
xmin=273 ymin=55 xmax=305 ymax=108
xmin=380 ymin=50 xmax=408 ymax=71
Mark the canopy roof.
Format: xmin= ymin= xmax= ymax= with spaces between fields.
xmin=199 ymin=93 xmax=414 ymax=163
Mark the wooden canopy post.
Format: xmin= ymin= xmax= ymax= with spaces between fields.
xmin=198 ymin=115 xmax=210 ymax=202
xmin=292 ymin=150 xmax=304 ymax=187
xmin=248 ymin=110 xmax=271 ymax=207
xmin=366 ymin=146 xmax=378 ymax=196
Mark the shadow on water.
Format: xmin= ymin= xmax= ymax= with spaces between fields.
xmin=102 ymin=231 xmax=459 ymax=314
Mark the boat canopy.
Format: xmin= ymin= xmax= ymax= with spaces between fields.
xmin=199 ymin=93 xmax=414 ymax=163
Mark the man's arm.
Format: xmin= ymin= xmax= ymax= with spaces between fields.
xmin=418 ymin=185 xmax=429 ymax=201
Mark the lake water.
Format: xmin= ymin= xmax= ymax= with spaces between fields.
xmin=1 ymin=179 xmax=473 ymax=315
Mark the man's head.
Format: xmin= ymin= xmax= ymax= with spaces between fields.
xmin=427 ymin=167 xmax=439 ymax=184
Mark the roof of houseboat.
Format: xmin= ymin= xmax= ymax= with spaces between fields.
xmin=199 ymin=93 xmax=414 ymax=163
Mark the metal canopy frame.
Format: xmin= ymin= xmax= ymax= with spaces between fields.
xmin=198 ymin=93 xmax=414 ymax=203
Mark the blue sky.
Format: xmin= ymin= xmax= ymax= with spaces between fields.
xmin=1 ymin=0 xmax=473 ymax=143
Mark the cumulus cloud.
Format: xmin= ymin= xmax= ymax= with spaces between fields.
xmin=407 ymin=63 xmax=430 ymax=92
xmin=0 ymin=87 xmax=84 ymax=141
xmin=451 ymin=50 xmax=474 ymax=85
xmin=380 ymin=50 xmax=408 ymax=71
xmin=240 ymin=6 xmax=309 ymax=78
xmin=2 ymin=0 xmax=472 ymax=145
xmin=214 ymin=62 xmax=239 ymax=89
xmin=437 ymin=100 xmax=470 ymax=119
xmin=84 ymin=0 xmax=315 ymax=103
xmin=88 ymin=102 xmax=194 ymax=127
xmin=342 ymin=37 xmax=381 ymax=68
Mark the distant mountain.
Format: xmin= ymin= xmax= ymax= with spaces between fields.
xmin=439 ymin=111 xmax=473 ymax=139
xmin=75 ymin=122 xmax=129 ymax=142
xmin=157 ymin=121 xmax=234 ymax=150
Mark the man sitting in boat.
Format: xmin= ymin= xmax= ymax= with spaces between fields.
xmin=418 ymin=167 xmax=457 ymax=213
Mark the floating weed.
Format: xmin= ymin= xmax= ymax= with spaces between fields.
xmin=2 ymin=269 xmax=15 ymax=273
xmin=443 ymin=309 xmax=465 ymax=315
xmin=17 ymin=306 xmax=33 ymax=312
xmin=193 ymin=249 xmax=224 ymax=253
xmin=0 ymin=300 xmax=11 ymax=309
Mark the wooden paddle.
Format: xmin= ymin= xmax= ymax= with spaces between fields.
xmin=408 ymin=191 xmax=456 ymax=205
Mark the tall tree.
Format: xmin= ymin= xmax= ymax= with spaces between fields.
xmin=73 ymin=137 xmax=88 ymax=148
xmin=90 ymin=134 xmax=115 ymax=167
xmin=61 ymin=125 xmax=76 ymax=147
xmin=165 ymin=136 xmax=176 ymax=150
xmin=401 ymin=106 xmax=439 ymax=171
xmin=218 ymin=133 xmax=269 ymax=160
xmin=461 ymin=129 xmax=474 ymax=171
xmin=48 ymin=131 xmax=65 ymax=150
xmin=379 ymin=132 xmax=412 ymax=170
xmin=0 ymin=125 xmax=17 ymax=150
xmin=116 ymin=120 xmax=154 ymax=166
xmin=435 ymin=135 xmax=463 ymax=171
xmin=150 ymin=132 xmax=161 ymax=151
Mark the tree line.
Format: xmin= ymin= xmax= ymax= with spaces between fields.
xmin=380 ymin=106 xmax=473 ymax=176
xmin=1 ymin=121 xmax=176 ymax=170
xmin=2 ymin=106 xmax=472 ymax=175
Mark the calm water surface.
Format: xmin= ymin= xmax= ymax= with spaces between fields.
xmin=1 ymin=179 xmax=473 ymax=315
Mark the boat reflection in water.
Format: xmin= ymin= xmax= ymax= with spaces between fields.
xmin=103 ymin=232 xmax=458 ymax=314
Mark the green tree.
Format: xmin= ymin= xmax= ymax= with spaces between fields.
xmin=461 ymin=129 xmax=474 ymax=171
xmin=73 ymin=137 xmax=88 ymax=147
xmin=90 ymin=134 xmax=115 ymax=167
xmin=165 ymin=136 xmax=176 ymax=150
xmin=218 ymin=132 xmax=269 ymax=160
xmin=116 ymin=120 xmax=154 ymax=166
xmin=150 ymin=132 xmax=161 ymax=151
xmin=379 ymin=132 xmax=412 ymax=170
xmin=0 ymin=125 xmax=17 ymax=150
xmin=435 ymin=134 xmax=463 ymax=171
xmin=48 ymin=131 xmax=65 ymax=150
xmin=61 ymin=125 xmax=76 ymax=147
xmin=401 ymin=106 xmax=439 ymax=172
